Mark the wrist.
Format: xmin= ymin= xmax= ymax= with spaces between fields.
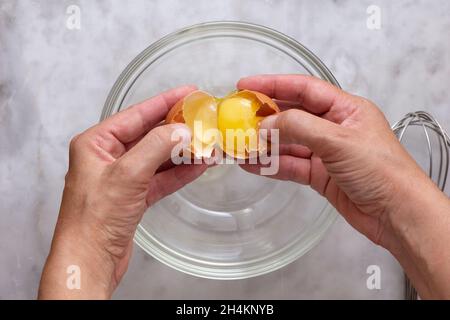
xmin=388 ymin=173 xmax=448 ymax=244
xmin=385 ymin=173 xmax=450 ymax=298
xmin=39 ymin=215 xmax=117 ymax=299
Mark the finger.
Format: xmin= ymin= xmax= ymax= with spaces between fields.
xmin=237 ymin=74 xmax=346 ymax=115
xmin=273 ymin=99 xmax=304 ymax=112
xmin=124 ymin=121 xmax=169 ymax=152
xmin=155 ymin=159 xmax=177 ymax=174
xmin=240 ymin=155 xmax=311 ymax=185
xmin=94 ymin=85 xmax=196 ymax=144
xmin=278 ymin=144 xmax=312 ymax=158
xmin=113 ymin=124 xmax=191 ymax=182
xmin=260 ymin=109 xmax=346 ymax=156
xmin=147 ymin=164 xmax=208 ymax=204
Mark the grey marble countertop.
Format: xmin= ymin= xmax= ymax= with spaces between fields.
xmin=0 ymin=0 xmax=449 ymax=299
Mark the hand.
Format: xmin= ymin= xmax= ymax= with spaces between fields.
xmin=238 ymin=74 xmax=450 ymax=299
xmin=38 ymin=86 xmax=207 ymax=299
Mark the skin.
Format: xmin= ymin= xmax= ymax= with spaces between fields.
xmin=38 ymin=85 xmax=207 ymax=299
xmin=38 ymin=75 xmax=450 ymax=299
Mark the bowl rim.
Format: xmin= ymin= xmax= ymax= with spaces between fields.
xmin=102 ymin=21 xmax=340 ymax=280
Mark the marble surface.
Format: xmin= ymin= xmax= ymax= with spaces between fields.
xmin=0 ymin=0 xmax=449 ymax=299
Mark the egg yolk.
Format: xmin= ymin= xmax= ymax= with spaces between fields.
xmin=218 ymin=96 xmax=262 ymax=158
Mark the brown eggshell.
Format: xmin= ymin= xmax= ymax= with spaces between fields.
xmin=164 ymin=89 xmax=279 ymax=160
xmin=249 ymin=90 xmax=280 ymax=117
xmin=165 ymin=98 xmax=185 ymax=124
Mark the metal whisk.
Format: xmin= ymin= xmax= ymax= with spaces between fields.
xmin=391 ymin=111 xmax=450 ymax=300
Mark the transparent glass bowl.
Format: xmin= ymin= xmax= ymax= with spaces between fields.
xmin=102 ymin=21 xmax=339 ymax=280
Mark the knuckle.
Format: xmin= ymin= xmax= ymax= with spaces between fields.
xmin=277 ymin=109 xmax=307 ymax=143
xmin=278 ymin=109 xmax=301 ymax=129
xmin=360 ymin=96 xmax=376 ymax=108
xmin=285 ymin=158 xmax=297 ymax=179
xmin=69 ymin=134 xmax=83 ymax=151
xmin=355 ymin=96 xmax=380 ymax=113
xmin=353 ymin=95 xmax=389 ymax=125
xmin=148 ymin=126 xmax=170 ymax=149
xmin=68 ymin=133 xmax=90 ymax=158
xmin=351 ymin=94 xmax=372 ymax=106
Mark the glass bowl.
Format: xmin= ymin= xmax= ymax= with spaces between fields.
xmin=102 ymin=21 xmax=339 ymax=280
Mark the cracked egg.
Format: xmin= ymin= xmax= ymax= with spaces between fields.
xmin=165 ymin=90 xmax=280 ymax=159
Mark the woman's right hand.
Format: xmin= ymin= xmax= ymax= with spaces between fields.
xmin=238 ymin=74 xmax=450 ymax=299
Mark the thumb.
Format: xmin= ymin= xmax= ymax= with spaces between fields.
xmin=260 ymin=109 xmax=347 ymax=157
xmin=113 ymin=124 xmax=191 ymax=182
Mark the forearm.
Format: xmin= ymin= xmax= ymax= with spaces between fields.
xmin=38 ymin=218 xmax=117 ymax=299
xmin=388 ymin=175 xmax=450 ymax=299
